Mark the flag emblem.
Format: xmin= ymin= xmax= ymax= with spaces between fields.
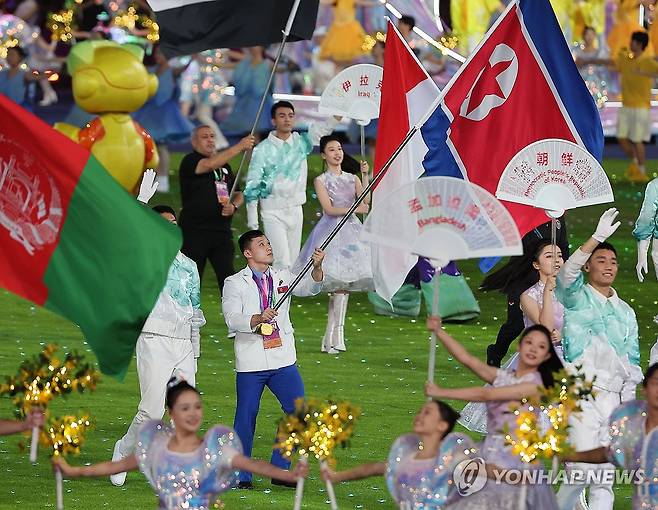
xmin=0 ymin=148 xmax=63 ymax=256
xmin=460 ymin=44 xmax=518 ymax=121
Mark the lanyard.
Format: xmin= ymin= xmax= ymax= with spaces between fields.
xmin=213 ymin=169 xmax=226 ymax=182
xmin=253 ymin=272 xmax=275 ymax=311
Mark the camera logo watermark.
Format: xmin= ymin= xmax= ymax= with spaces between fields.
xmin=452 ymin=457 xmax=645 ymax=495
xmin=453 ymin=458 xmax=487 ymax=496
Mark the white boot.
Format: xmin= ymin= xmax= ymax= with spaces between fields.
xmin=110 ymin=439 xmax=128 ymax=486
xmin=321 ymin=294 xmax=337 ymax=353
xmin=333 ymin=293 xmax=349 ymax=352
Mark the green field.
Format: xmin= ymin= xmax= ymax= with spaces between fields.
xmin=0 ymin=155 xmax=652 ymax=509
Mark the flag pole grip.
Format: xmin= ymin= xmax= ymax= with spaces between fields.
xmin=273 ymin=126 xmax=419 ymax=310
xmin=229 ymin=0 xmax=303 ymax=198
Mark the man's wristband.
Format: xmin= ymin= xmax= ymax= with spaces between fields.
xmin=231 ymin=201 xmax=239 ymax=209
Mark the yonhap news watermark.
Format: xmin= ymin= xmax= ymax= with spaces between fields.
xmin=453 ymin=458 xmax=646 ymax=496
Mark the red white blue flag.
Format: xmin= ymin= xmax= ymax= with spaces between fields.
xmin=420 ymin=0 xmax=604 ymax=236
xmin=371 ymin=0 xmax=603 ymax=300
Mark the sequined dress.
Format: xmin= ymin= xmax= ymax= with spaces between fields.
xmin=451 ymin=369 xmax=559 ymax=510
xmin=608 ymin=400 xmax=658 ymax=509
xmin=293 ymin=171 xmax=373 ymax=292
xmin=385 ymin=433 xmax=477 ymax=509
xmin=459 ymin=280 xmax=564 ymax=434
xmin=136 ymin=420 xmax=242 ymax=510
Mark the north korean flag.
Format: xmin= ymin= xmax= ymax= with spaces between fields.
xmin=420 ymin=0 xmax=603 ymax=237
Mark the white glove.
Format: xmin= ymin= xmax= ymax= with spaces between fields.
xmin=190 ymin=310 xmax=205 ymax=359
xmin=637 ymin=239 xmax=650 ymax=282
xmin=592 ymin=207 xmax=621 ymax=243
xmin=137 ymin=169 xmax=159 ymax=204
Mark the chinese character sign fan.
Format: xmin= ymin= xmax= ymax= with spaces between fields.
xmin=318 ymin=64 xmax=383 ymax=124
xmin=361 ymin=176 xmax=522 ymax=267
xmin=495 ymin=139 xmax=613 ymax=217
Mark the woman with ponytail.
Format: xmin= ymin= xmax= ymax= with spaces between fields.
xmin=425 ymin=317 xmax=562 ymax=509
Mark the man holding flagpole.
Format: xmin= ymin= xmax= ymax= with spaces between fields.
xmin=222 ymin=230 xmax=324 ymax=489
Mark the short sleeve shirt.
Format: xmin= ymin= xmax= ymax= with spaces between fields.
xmin=616 ymin=52 xmax=658 ymax=108
xmin=178 ymin=151 xmax=241 ymax=233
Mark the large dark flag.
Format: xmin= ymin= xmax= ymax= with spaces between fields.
xmin=151 ymin=0 xmax=320 ymax=57
xmin=0 ymin=96 xmax=181 ymax=378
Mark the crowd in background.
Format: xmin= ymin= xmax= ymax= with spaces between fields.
xmin=2 ymin=1 xmax=657 ymax=140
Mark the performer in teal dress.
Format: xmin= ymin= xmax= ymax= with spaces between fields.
xmin=221 ymin=46 xmax=273 ymax=135
xmin=133 ymin=46 xmax=194 ymax=192
xmin=368 ymin=258 xmax=480 ymax=322
xmin=634 ymin=177 xmax=658 ymax=282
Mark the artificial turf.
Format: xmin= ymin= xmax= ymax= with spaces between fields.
xmin=0 ymin=154 xmax=653 ymax=510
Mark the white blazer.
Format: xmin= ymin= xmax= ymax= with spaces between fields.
xmin=222 ymin=265 xmax=322 ymax=372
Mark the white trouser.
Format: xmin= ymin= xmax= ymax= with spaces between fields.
xmin=556 ymin=388 xmax=621 ymax=510
xmin=116 ymin=333 xmax=196 ymax=456
xmin=261 ymin=205 xmax=304 ymax=271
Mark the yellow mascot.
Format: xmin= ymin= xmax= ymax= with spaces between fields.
xmin=55 ymin=41 xmax=159 ymax=192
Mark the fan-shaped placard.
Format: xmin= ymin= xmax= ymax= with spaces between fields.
xmin=495 ymin=139 xmax=613 ymax=216
xmin=362 ymin=176 xmax=522 ymax=267
xmin=318 ymin=64 xmax=383 ymax=123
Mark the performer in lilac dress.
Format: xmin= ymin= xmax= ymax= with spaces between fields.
xmin=459 ymin=240 xmax=565 ymax=433
xmin=321 ymin=399 xmax=477 ymax=509
xmin=425 ymin=317 xmax=563 ymax=510
xmin=292 ymin=135 xmax=373 ymax=353
xmin=53 ymin=379 xmax=308 ymax=509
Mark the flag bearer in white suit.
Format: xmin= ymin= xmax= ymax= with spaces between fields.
xmin=111 ymin=200 xmax=206 ymax=487
xmin=222 ymin=230 xmax=325 ymax=488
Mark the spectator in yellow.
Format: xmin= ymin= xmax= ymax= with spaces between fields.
xmin=608 ymin=0 xmax=649 ymax=58
xmin=615 ymin=31 xmax=658 ymax=182
xmin=450 ymin=0 xmax=503 ymax=54
xmin=573 ymin=0 xmax=605 ymax=46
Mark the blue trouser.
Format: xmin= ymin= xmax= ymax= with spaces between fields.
xmin=233 ymin=363 xmax=305 ymax=483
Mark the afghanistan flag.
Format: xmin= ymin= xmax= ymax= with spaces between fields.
xmin=152 ymin=0 xmax=320 ymax=57
xmin=0 ymin=96 xmax=181 ymax=378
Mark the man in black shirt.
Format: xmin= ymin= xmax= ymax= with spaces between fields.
xmin=179 ymin=125 xmax=255 ymax=294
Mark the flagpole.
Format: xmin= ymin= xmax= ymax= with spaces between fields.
xmin=273 ymin=125 xmax=419 ymax=310
xmin=228 ymin=0 xmax=303 ymax=198
xmin=272 ymin=21 xmax=452 ymax=309
xmin=427 ymin=268 xmax=441 ymax=388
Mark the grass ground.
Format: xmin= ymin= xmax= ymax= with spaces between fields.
xmin=0 ymin=155 xmax=654 ymax=510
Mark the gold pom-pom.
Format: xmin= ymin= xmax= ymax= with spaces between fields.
xmin=0 ymin=344 xmax=101 ymax=419
xmin=41 ymin=414 xmax=94 ymax=457
xmin=504 ymin=367 xmax=596 ymax=463
xmin=275 ymin=397 xmax=361 ymax=466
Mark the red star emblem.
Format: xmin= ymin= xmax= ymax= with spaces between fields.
xmin=465 ymin=59 xmax=514 ymax=117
